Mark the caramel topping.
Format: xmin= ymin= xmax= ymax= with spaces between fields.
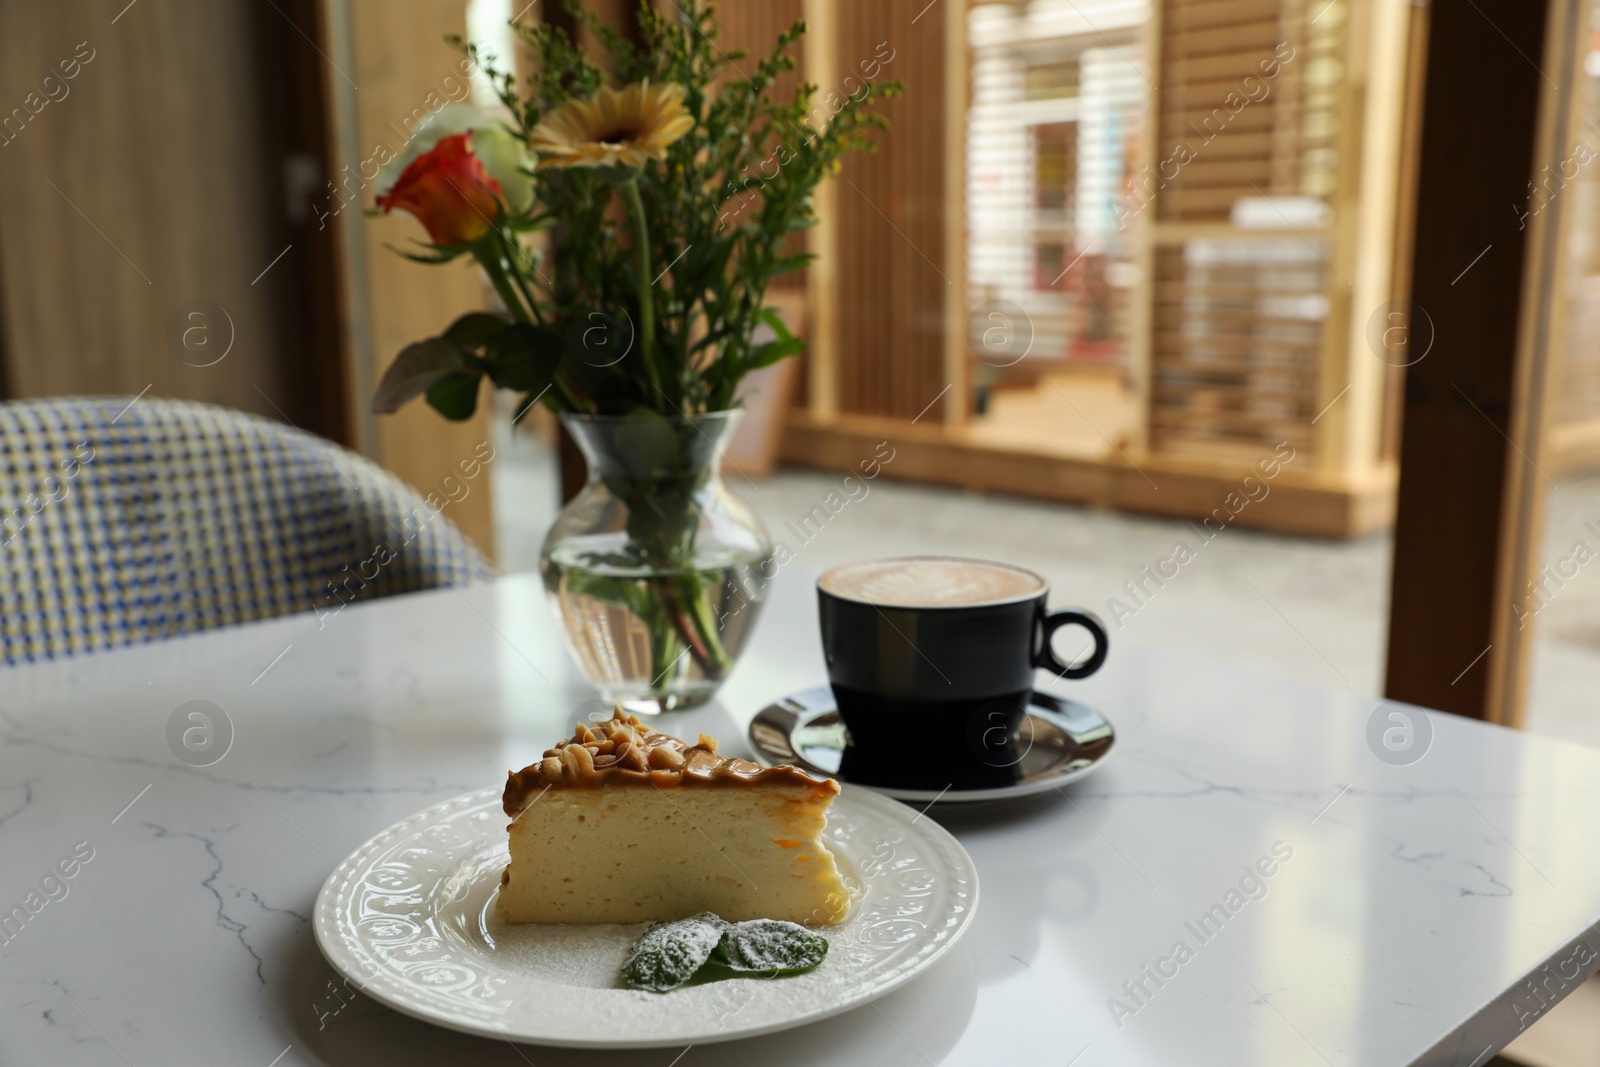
xmin=502 ymin=709 xmax=838 ymax=817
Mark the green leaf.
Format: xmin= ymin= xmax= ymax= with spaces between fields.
xmin=712 ymin=919 xmax=829 ymax=975
xmin=388 ymin=242 xmax=471 ymax=265
xmin=504 ymin=215 xmax=555 ymax=233
xmin=372 ymin=337 xmax=465 ymax=414
xmin=381 ymin=0 xmax=899 ymax=415
xmin=746 ymin=307 xmax=804 ymax=370
xmin=486 ymin=323 xmax=563 ymax=393
xmin=762 ymin=253 xmax=813 ymax=278
xmin=621 ymin=913 xmax=728 ymax=993
xmin=445 ymin=312 xmax=511 ymax=349
xmin=745 ymin=337 xmax=805 ymax=372
xmin=613 ymin=407 xmax=682 ymax=480
xmin=758 ymin=306 xmax=799 ymax=345
xmin=425 ymin=371 xmax=482 ymax=420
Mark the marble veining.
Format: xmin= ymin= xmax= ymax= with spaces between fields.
xmin=0 ymin=780 xmax=34 ymax=834
xmin=1 ymin=569 xmax=1598 ymax=1066
xmin=141 ymin=823 xmax=284 ymax=985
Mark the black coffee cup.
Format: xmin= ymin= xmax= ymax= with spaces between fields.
xmin=818 ymin=556 xmax=1108 ymax=789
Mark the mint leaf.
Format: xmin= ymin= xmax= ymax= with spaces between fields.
xmin=712 ymin=919 xmax=829 ymax=975
xmin=621 ymin=913 xmax=728 ymax=992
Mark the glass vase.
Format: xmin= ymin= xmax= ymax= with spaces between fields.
xmin=540 ymin=410 xmax=773 ymax=714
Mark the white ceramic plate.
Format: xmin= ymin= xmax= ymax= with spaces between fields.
xmin=313 ymin=786 xmax=979 ymax=1049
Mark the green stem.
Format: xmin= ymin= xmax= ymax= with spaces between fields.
xmin=620 ymin=177 xmax=663 ymax=402
xmin=551 ymin=368 xmax=592 ymax=413
xmin=475 ymin=245 xmax=532 ymax=325
xmin=475 ymin=239 xmax=592 ymax=412
xmin=674 ymin=572 xmax=733 ymax=677
xmin=500 ymin=230 xmax=545 ymax=326
xmin=639 ymin=572 xmax=733 ymax=699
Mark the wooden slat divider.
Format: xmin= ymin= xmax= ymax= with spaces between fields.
xmin=779 ymin=0 xmax=1408 ymax=540
xmin=1165 ymin=0 xmax=1288 ymax=32
xmin=831 ymin=0 xmax=954 ymax=421
xmin=1162 ymin=22 xmax=1287 ymax=54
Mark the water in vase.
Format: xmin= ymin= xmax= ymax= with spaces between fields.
xmin=543 ymin=534 xmax=771 ymax=713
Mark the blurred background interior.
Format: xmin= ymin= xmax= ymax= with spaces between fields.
xmin=1 ymin=1 xmax=1597 ymax=1058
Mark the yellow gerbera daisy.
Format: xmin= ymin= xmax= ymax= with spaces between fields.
xmin=530 ymin=80 xmax=695 ymax=169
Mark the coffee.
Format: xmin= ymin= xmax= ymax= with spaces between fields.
xmin=818 ymin=557 xmax=1045 ymax=609
xmin=817 ymin=556 xmax=1109 ymax=790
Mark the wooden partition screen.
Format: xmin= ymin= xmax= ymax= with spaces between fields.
xmin=778 ymin=0 xmax=1411 ymax=539
xmin=1141 ymin=0 xmax=1410 ymax=485
xmin=831 ymin=3 xmax=962 ymax=423
xmin=1145 ymin=0 xmax=1344 ymax=461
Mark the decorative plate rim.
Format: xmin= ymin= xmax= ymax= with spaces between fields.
xmin=313 ymin=785 xmax=980 ymax=1049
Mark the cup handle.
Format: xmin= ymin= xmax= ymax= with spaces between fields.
xmin=1034 ymin=608 xmax=1109 ymax=679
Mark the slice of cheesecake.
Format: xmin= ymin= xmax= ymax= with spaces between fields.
xmin=497 ymin=710 xmax=850 ymax=925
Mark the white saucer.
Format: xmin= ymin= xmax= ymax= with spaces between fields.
xmin=748 ymin=685 xmax=1117 ymax=804
xmin=313 ymin=786 xmax=978 ymax=1049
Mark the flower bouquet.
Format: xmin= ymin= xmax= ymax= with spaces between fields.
xmin=370 ymin=1 xmax=900 ymax=711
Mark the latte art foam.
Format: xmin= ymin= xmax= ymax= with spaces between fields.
xmin=819 ymin=557 xmax=1045 ymax=608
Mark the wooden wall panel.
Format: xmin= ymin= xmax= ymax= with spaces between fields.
xmin=326 ymin=0 xmax=497 ymax=559
xmin=712 ymin=0 xmax=809 ymax=294
xmin=804 ymin=0 xmax=838 ymax=416
xmin=0 ymin=0 xmax=289 ymax=416
xmin=833 ymin=1 xmax=954 ymax=422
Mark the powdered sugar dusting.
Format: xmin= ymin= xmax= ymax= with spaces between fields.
xmin=314 ymin=787 xmax=977 ymax=1048
xmin=715 ymin=918 xmax=829 ymax=973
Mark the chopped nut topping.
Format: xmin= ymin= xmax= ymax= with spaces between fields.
xmin=502 ymin=709 xmax=837 ymax=817
xmin=648 ymin=745 xmax=685 ymax=770
xmin=567 ymin=744 xmax=595 ymax=772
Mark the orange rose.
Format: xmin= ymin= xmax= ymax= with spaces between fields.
xmin=376 ymin=132 xmax=503 ymax=246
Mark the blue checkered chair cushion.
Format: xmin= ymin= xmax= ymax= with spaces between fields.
xmin=0 ymin=395 xmax=492 ymax=666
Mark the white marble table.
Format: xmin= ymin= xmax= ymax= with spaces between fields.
xmin=2 ymin=567 xmax=1598 ymax=1067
